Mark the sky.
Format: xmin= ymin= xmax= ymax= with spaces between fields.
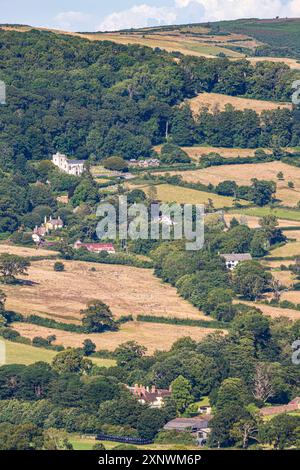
xmin=0 ymin=0 xmax=300 ymax=32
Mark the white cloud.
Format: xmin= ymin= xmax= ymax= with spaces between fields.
xmin=54 ymin=11 xmax=93 ymax=31
xmin=97 ymin=4 xmax=177 ymax=32
xmin=55 ymin=1 xmax=300 ymax=33
xmin=175 ymin=0 xmax=300 ymax=21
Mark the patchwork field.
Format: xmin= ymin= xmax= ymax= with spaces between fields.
xmin=0 ymin=337 xmax=115 ymax=367
xmin=2 ymin=259 xmax=208 ymax=322
xmin=12 ymin=321 xmax=221 ymax=354
xmin=157 ymin=162 xmax=300 ymax=207
xmin=141 ymin=183 xmax=238 ymax=208
xmin=187 ymin=92 xmax=292 ymax=116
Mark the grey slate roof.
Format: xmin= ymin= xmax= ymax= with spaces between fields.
xmin=221 ymin=253 xmax=252 ymax=262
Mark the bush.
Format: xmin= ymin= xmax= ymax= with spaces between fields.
xmin=54 ymin=262 xmax=65 ymax=272
xmin=102 ymin=157 xmax=128 ymax=172
xmin=0 ymin=327 xmax=21 ymax=340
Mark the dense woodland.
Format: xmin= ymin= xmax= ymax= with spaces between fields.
xmin=0 ymin=28 xmax=299 ymax=172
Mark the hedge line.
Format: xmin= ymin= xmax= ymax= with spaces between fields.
xmin=136 ymin=314 xmax=227 ymax=329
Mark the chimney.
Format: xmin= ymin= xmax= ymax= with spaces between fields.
xmin=151 ymin=385 xmax=156 ymax=394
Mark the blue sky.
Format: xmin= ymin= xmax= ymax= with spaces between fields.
xmin=1 ymin=0 xmax=299 ymax=32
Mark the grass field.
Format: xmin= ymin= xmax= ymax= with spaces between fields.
xmin=142 ymin=183 xmax=238 ymax=208
xmin=0 ymin=338 xmax=115 ymax=367
xmin=233 ymin=207 xmax=300 ymax=222
xmin=187 ymin=92 xmax=292 ymax=116
xmin=69 ymin=435 xmax=199 ymax=451
xmin=2 ymin=259 xmax=207 ymax=322
xmin=158 ymin=162 xmax=300 ymax=207
xmin=12 ymin=321 xmax=222 ymax=354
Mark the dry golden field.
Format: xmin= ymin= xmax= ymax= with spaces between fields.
xmin=186 ymin=92 xmax=292 ymax=116
xmin=0 ymin=243 xmax=59 ymax=258
xmin=2 ymin=259 xmax=208 ymax=322
xmin=12 ymin=321 xmax=222 ymax=354
xmin=156 ymin=162 xmax=300 ymax=207
xmin=140 ymin=183 xmax=238 ymax=208
xmin=237 ymin=301 xmax=300 ymax=321
xmin=249 ymin=56 xmax=300 ymax=70
xmin=271 ymin=270 xmax=296 ymax=288
xmin=154 ymin=145 xmax=272 ymax=162
xmin=224 ymin=214 xmax=300 ymax=229
xmin=268 ymin=242 xmax=300 ymax=258
xmin=280 ymin=290 xmax=300 ymax=304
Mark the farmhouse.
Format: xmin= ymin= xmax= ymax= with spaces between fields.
xmin=52 ymin=152 xmax=86 ymax=176
xmin=127 ymin=384 xmax=171 ymax=409
xmin=221 ymin=253 xmax=252 ymax=270
xmin=74 ymin=241 xmax=116 ymax=254
xmin=128 ymin=158 xmax=160 ymax=168
xmin=33 ymin=216 xmax=64 ymax=242
xmin=163 ymin=416 xmax=212 ymax=446
xmin=260 ymin=397 xmax=300 ymax=417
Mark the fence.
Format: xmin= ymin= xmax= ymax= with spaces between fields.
xmin=96 ymin=434 xmax=153 ymax=445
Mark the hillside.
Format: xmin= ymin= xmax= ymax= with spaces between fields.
xmin=2 ymin=20 xmax=300 ymax=66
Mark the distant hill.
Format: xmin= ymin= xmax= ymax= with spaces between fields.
xmin=1 ymin=17 xmax=300 ymax=64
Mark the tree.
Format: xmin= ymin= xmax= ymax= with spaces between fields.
xmin=216 ymin=378 xmax=249 ymax=412
xmin=148 ymin=184 xmax=158 ymax=202
xmin=171 ymin=375 xmax=193 ymax=413
xmin=233 ymin=261 xmax=272 ymax=300
xmin=102 ymin=156 xmax=128 ymax=172
xmin=43 ymin=428 xmax=73 ymax=450
xmin=0 ymin=290 xmax=6 ymax=313
xmin=0 ymin=423 xmax=43 ymax=450
xmin=82 ymin=339 xmax=96 ymax=356
xmin=230 ymin=415 xmax=260 ymax=449
xmin=137 ymin=408 xmax=166 ymax=440
xmin=0 ymin=254 xmax=31 ymax=283
xmin=160 ymin=144 xmax=191 ymax=164
xmin=252 ymin=363 xmax=275 ymax=404
xmin=259 ymin=414 xmax=300 ymax=449
xmin=250 ymin=179 xmax=276 ymax=206
xmin=71 ymin=175 xmax=100 ymax=207
xmin=54 ymin=261 xmax=65 ymax=272
xmin=250 ymin=230 xmax=269 ymax=257
xmin=115 ymin=341 xmax=147 ymax=368
xmin=80 ymin=300 xmax=117 ymax=333
xmin=52 ymin=349 xmax=92 ymax=375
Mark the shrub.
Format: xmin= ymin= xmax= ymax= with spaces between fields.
xmin=54 ymin=261 xmax=65 ymax=272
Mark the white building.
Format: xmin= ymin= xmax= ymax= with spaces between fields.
xmin=221 ymin=253 xmax=252 ymax=270
xmin=52 ymin=152 xmax=86 ymax=176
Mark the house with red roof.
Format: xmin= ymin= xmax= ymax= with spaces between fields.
xmin=74 ymin=240 xmax=116 ymax=254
